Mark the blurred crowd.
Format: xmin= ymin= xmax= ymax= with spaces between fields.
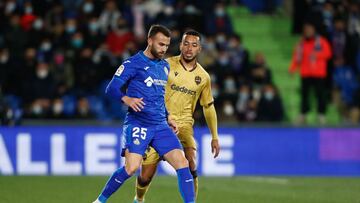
xmin=292 ymin=0 xmax=360 ymax=124
xmin=0 ymin=0 xmax=284 ymax=125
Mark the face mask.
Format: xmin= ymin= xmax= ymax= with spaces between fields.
xmin=41 ymin=42 xmax=52 ymax=51
xmin=53 ymin=102 xmax=64 ymax=114
xmin=224 ymin=78 xmax=235 ymax=91
xmin=83 ymin=3 xmax=94 ymax=13
xmin=323 ymin=10 xmax=332 ymax=18
xmin=33 ymin=19 xmax=43 ymax=30
xmin=164 ymin=6 xmax=174 ymax=16
xmin=66 ymin=25 xmax=76 ymax=34
xmin=25 ymin=7 xmax=33 ymax=14
xmin=6 ymin=2 xmax=16 ymax=13
xmin=218 ymin=56 xmax=229 ymax=66
xmin=32 ymin=104 xmax=43 ymax=115
xmin=37 ymin=69 xmax=49 ymax=79
xmin=206 ymin=42 xmax=216 ymax=50
xmin=215 ymin=8 xmax=225 ymax=17
xmin=72 ymin=38 xmax=83 ymax=48
xmin=223 ymin=104 xmax=234 ymax=116
xmin=216 ymin=35 xmax=226 ymax=44
xmin=264 ymin=92 xmax=274 ymax=101
xmin=239 ymin=92 xmax=249 ymax=100
xmin=89 ymin=22 xmax=98 ymax=32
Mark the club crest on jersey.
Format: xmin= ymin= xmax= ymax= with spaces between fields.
xmin=115 ymin=65 xmax=124 ymax=76
xmin=195 ymin=76 xmax=201 ymax=85
xmin=164 ymin=67 xmax=169 ymax=76
xmin=175 ymin=71 xmax=179 ymax=76
xmin=133 ymin=138 xmax=140 ymax=145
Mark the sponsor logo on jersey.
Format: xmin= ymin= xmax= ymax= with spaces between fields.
xmin=195 ymin=76 xmax=201 ymax=85
xmin=144 ymin=76 xmax=167 ymax=87
xmin=175 ymin=71 xmax=179 ymax=76
xmin=115 ymin=65 xmax=125 ymax=76
xmin=144 ymin=66 xmax=150 ymax=70
xmin=170 ymin=84 xmax=196 ymax=96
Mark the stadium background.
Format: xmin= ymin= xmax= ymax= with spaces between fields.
xmin=0 ymin=0 xmax=360 ymax=203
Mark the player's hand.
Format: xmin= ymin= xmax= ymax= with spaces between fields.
xmin=167 ymin=117 xmax=179 ymax=135
xmin=121 ymin=96 xmax=145 ymax=112
xmin=211 ymin=139 xmax=220 ymax=158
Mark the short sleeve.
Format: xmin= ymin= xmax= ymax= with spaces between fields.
xmin=113 ymin=60 xmax=137 ymax=82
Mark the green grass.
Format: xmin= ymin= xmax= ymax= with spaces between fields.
xmin=1 ymin=176 xmax=360 ymax=203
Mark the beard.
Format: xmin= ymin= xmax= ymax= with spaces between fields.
xmin=150 ymin=46 xmax=165 ymax=59
xmin=182 ymin=54 xmax=197 ymax=63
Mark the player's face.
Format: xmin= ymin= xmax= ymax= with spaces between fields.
xmin=180 ymin=34 xmax=201 ymax=62
xmin=148 ymin=32 xmax=170 ymax=59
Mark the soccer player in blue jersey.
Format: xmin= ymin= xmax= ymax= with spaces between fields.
xmin=92 ymin=25 xmax=195 ymax=203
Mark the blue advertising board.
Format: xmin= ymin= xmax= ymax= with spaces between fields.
xmin=0 ymin=127 xmax=359 ymax=176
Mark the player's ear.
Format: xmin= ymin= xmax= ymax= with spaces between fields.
xmin=147 ymin=37 xmax=152 ymax=46
xmin=179 ymin=41 xmax=183 ymax=51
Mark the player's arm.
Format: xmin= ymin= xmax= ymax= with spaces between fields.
xmin=105 ymin=62 xmax=145 ymax=112
xmin=200 ymin=76 xmax=220 ymax=158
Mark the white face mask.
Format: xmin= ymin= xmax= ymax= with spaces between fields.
xmin=41 ymin=42 xmax=52 ymax=51
xmin=83 ymin=3 xmax=94 ymax=13
xmin=224 ymin=104 xmax=234 ymax=116
xmin=215 ymin=8 xmax=225 ymax=17
xmin=32 ymin=104 xmax=43 ymax=115
xmin=264 ymin=92 xmax=274 ymax=101
xmin=37 ymin=69 xmax=49 ymax=79
xmin=53 ymin=102 xmax=64 ymax=114
xmin=33 ymin=19 xmax=43 ymax=30
xmin=5 ymin=2 xmax=16 ymax=14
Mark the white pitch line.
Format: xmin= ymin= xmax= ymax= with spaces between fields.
xmin=242 ymin=177 xmax=290 ymax=185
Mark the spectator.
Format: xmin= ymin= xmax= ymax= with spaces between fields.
xmin=256 ymin=83 xmax=284 ymax=122
xmin=98 ymin=0 xmax=121 ymax=34
xmin=249 ymin=52 xmax=273 ymax=86
xmin=105 ymin=18 xmax=135 ymax=58
xmin=205 ymin=2 xmax=233 ymax=35
xmin=332 ymin=58 xmax=359 ymax=124
xmin=227 ymin=34 xmax=250 ymax=78
xmin=289 ymin=22 xmax=332 ymax=124
xmin=25 ymin=62 xmax=56 ymax=118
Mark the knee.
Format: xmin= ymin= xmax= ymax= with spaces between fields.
xmin=178 ymin=156 xmax=189 ymax=168
xmin=125 ymin=164 xmax=140 ymax=176
xmin=137 ymin=175 xmax=152 ymax=187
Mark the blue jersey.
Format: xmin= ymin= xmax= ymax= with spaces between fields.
xmin=105 ymin=51 xmax=170 ymax=126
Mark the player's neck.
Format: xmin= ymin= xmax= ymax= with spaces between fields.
xmin=180 ymin=57 xmax=197 ymax=72
xmin=143 ymin=47 xmax=156 ymax=60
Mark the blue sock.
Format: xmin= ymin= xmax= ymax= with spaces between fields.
xmin=176 ymin=167 xmax=195 ymax=203
xmin=97 ymin=167 xmax=131 ymax=202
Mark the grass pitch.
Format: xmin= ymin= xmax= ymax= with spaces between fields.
xmin=0 ymin=176 xmax=359 ymax=203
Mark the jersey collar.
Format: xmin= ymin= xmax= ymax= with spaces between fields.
xmin=139 ymin=51 xmax=162 ymax=65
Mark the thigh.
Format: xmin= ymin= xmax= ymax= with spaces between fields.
xmin=151 ymin=125 xmax=182 ymax=157
xmin=123 ymin=124 xmax=155 ymax=156
xmin=177 ymin=124 xmax=197 ymax=150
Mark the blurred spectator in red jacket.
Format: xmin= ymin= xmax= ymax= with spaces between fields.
xmin=289 ymin=22 xmax=332 ymax=124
